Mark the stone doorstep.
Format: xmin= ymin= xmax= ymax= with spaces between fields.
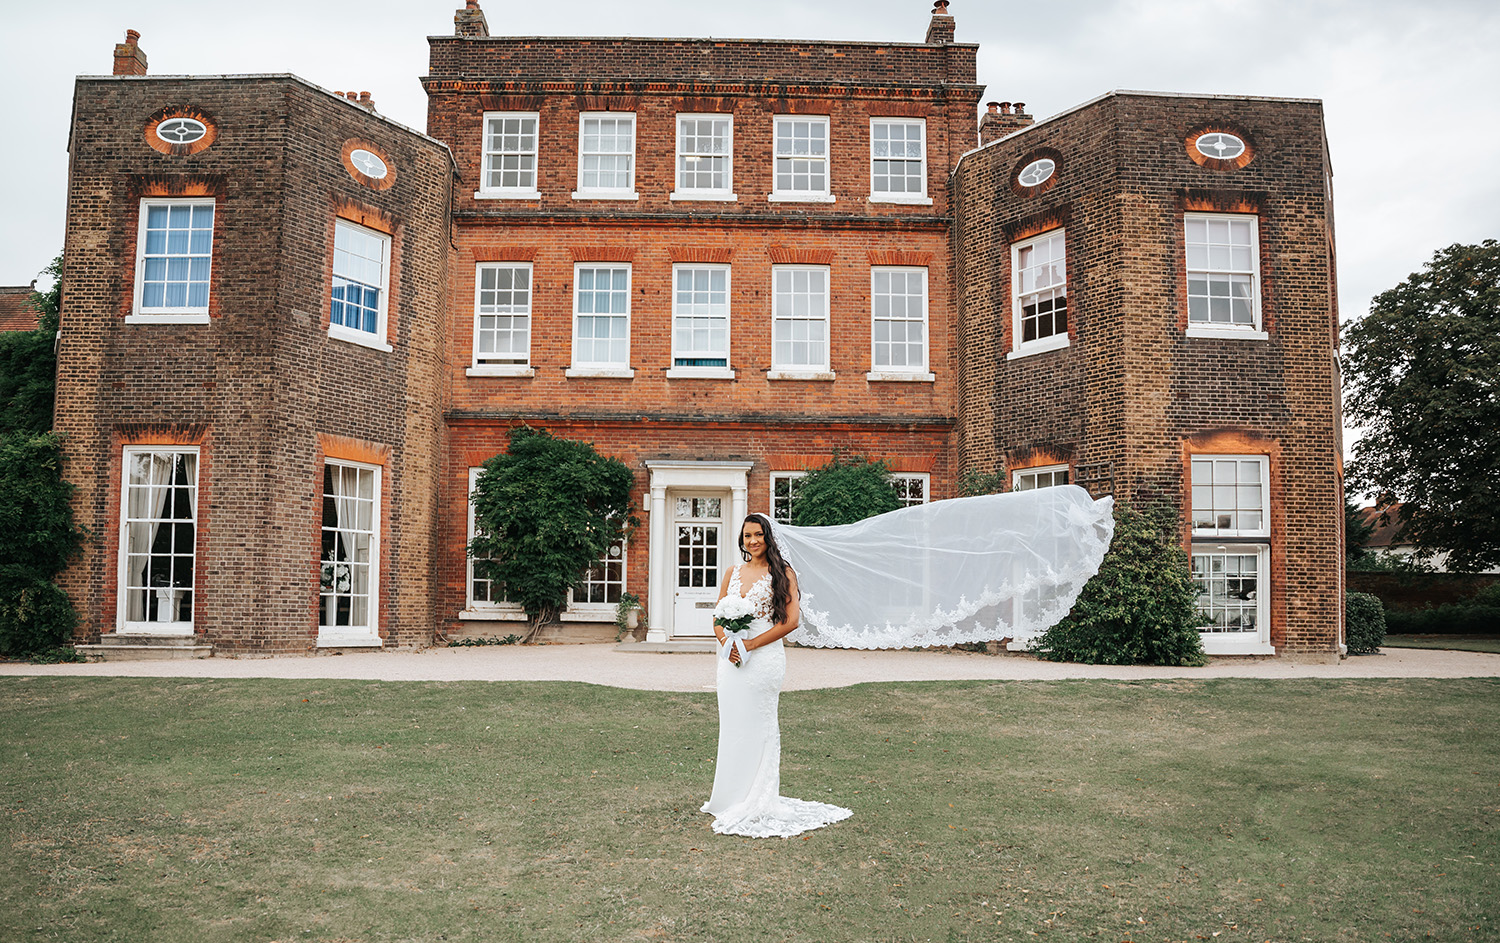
xmin=77 ymin=634 xmax=214 ymax=661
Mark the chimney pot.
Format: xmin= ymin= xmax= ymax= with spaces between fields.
xmin=998 ymin=101 xmax=1011 ymax=113
xmin=932 ymin=0 xmax=950 ymax=13
xmin=986 ymin=101 xmax=999 ymax=115
xmin=1013 ymin=102 xmax=1026 ymax=114
xmin=113 ymin=28 xmax=148 ymax=76
xmin=125 ymin=29 xmax=140 ymax=44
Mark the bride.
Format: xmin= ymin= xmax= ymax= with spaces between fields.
xmin=699 ymin=486 xmax=1116 ymax=838
xmin=701 ymin=513 xmax=853 ymax=838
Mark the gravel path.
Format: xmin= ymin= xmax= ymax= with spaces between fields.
xmin=3 ymin=644 xmax=1498 ymax=691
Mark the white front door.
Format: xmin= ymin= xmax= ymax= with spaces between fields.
xmin=671 ymin=494 xmax=726 ymax=639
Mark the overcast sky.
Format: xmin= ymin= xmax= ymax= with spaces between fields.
xmin=2 ymin=0 xmax=1496 ymax=333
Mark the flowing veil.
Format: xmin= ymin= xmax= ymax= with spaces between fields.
xmin=766 ymin=485 xmax=1115 ymax=650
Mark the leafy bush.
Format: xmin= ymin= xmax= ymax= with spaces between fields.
xmin=1344 ymin=591 xmax=1387 ymax=654
xmin=0 ymin=432 xmax=85 ymax=657
xmin=470 ymin=427 xmax=637 ymax=635
xmin=0 ymin=255 xmax=60 ymax=437
xmin=1383 ymin=583 xmax=1500 ymax=637
xmin=958 ymin=469 xmax=1009 ymax=497
xmin=790 ymin=452 xmax=901 ymax=527
xmin=1030 ymin=501 xmax=1207 ymax=666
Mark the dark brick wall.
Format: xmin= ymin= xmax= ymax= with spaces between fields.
xmin=56 ymin=76 xmax=451 ymax=652
xmin=953 ymin=92 xmax=1342 ymax=653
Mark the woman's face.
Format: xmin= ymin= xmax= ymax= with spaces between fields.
xmin=742 ymin=521 xmax=766 ymax=559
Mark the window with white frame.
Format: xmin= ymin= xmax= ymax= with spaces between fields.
xmin=773 ymin=116 xmax=831 ymax=200
xmin=771 ymin=266 xmax=830 ymax=372
xmin=672 ymin=265 xmax=730 ymax=371
xmin=119 ymin=448 xmax=198 ymax=631
xmin=770 ymin=472 xmax=808 ymax=525
xmin=466 ymin=468 xmax=520 ymax=614
xmin=480 ymin=112 xmax=539 ymax=196
xmin=1190 ymin=456 xmax=1268 ymax=537
xmin=330 ymin=219 xmax=390 ymax=348
xmin=674 ymin=115 xmax=733 ymax=198
xmin=1191 ymin=548 xmax=1264 ymax=636
xmin=569 ymin=540 xmax=626 ymax=610
xmin=575 ymin=113 xmax=636 ymax=197
xmin=133 ymin=199 xmax=214 ymax=320
xmin=320 ymin=460 xmax=380 ymax=641
xmin=871 ymin=267 xmax=928 ymax=373
xmin=870 ymin=118 xmax=927 ymax=201
xmin=1013 ymin=464 xmax=1070 ymax=491
xmin=1011 ymin=229 xmax=1068 ymax=355
xmin=1185 ymin=213 xmax=1260 ymax=333
xmin=572 ymin=264 xmax=631 ymax=371
xmin=1189 ymin=455 xmax=1270 ymax=649
xmin=473 ymin=262 xmax=532 ymax=372
xmin=889 ymin=473 xmax=929 ymax=507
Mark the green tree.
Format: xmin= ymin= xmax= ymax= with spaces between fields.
xmin=1345 ymin=499 xmax=1375 ymax=567
xmin=1344 ymin=239 xmax=1500 ymax=572
xmin=1030 ymin=501 xmax=1206 ymax=666
xmin=790 ymin=452 xmax=901 ymax=527
xmin=0 ymin=432 xmax=84 ymax=656
xmin=469 ymin=427 xmax=637 ymax=635
xmin=0 ymin=254 xmax=61 ymax=435
xmin=958 ymin=468 xmax=1009 ymax=497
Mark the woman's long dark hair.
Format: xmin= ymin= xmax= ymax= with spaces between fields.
xmin=739 ymin=513 xmax=796 ymax=627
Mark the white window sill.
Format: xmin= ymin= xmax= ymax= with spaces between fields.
xmin=316 ymin=632 xmax=383 ymax=648
xmin=1186 ymin=325 xmax=1269 ymax=341
xmin=459 ymin=608 xmax=527 ymax=621
xmin=1199 ymin=637 xmax=1276 ymax=656
xmin=126 ymin=313 xmax=210 ymax=325
xmin=666 ymin=366 xmax=736 ymax=380
xmin=869 ymin=195 xmax=933 ymax=206
xmin=117 ymin=624 xmax=195 ymax=637
xmin=566 ymin=366 xmax=635 ymax=379
xmin=571 ymin=190 xmax=639 ymax=201
xmin=473 ymin=189 xmax=541 ymax=201
xmin=328 ymin=324 xmax=393 ymax=352
xmin=559 ymin=608 xmax=616 ymax=622
xmin=467 ymin=364 xmax=535 ymax=377
xmin=767 ymin=369 xmax=835 ymax=381
xmin=1007 ymin=335 xmax=1071 ymax=360
xmin=767 ymin=193 xmax=836 ymax=204
xmin=866 ymin=370 xmax=935 ymax=383
xmin=670 ymin=191 xmax=738 ymax=202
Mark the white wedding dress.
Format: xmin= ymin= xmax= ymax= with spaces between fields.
xmin=701 ymin=565 xmax=853 ymax=838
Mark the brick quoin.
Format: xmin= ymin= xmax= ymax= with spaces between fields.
xmin=54 ymin=5 xmax=1343 ymax=656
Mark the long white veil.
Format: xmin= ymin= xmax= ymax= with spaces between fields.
xmin=766 ymin=486 xmax=1115 ymax=650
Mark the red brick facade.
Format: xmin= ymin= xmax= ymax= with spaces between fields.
xmin=53 ymin=6 xmax=1343 ymax=655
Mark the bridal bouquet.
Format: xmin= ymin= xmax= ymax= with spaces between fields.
xmin=714 ymin=595 xmax=756 ymax=667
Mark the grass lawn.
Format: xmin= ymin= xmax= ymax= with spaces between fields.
xmin=2 ymin=677 xmax=1497 ymax=943
xmin=1380 ymin=636 xmax=1500 ymax=655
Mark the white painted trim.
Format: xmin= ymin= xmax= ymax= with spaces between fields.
xmin=116 ymin=446 xmax=201 ymax=636
xmin=318 ymin=458 xmax=382 ymax=648
xmin=125 ymin=314 xmax=211 ymax=325
xmin=477 ymin=110 xmax=540 ymax=197
xmin=473 ymin=260 xmax=533 ymax=373
xmin=767 ymin=370 xmax=835 ymax=381
xmin=866 ymin=371 xmax=935 ymax=382
xmin=466 ymin=365 xmax=535 ymax=377
xmin=870 ymin=264 xmax=929 ymax=375
xmin=771 ymin=115 xmax=832 ymax=201
xmin=1186 ymin=326 xmax=1269 ymax=341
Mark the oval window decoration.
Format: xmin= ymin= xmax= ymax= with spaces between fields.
xmin=349 ymin=148 xmax=388 ymax=180
xmin=156 ymin=117 xmax=207 ymax=146
xmin=1195 ymin=132 xmax=1246 ymax=161
xmin=1018 ymin=158 xmax=1055 ymax=188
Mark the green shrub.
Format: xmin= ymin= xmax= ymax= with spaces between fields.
xmin=0 ymin=432 xmax=84 ymax=657
xmin=1030 ymin=501 xmax=1207 ymax=666
xmin=1344 ymin=591 xmax=1387 ymax=654
xmin=790 ymin=452 xmax=901 ymax=527
xmin=470 ymin=427 xmax=637 ymax=634
xmin=0 ymin=568 xmax=76 ymax=657
xmin=1383 ymin=584 xmax=1500 ymax=637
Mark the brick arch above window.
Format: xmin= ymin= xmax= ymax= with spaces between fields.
xmin=143 ymin=106 xmax=217 ymax=156
xmin=1185 ymin=123 xmax=1257 ymax=171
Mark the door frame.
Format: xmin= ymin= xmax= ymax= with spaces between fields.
xmin=642 ymin=460 xmax=753 ymax=643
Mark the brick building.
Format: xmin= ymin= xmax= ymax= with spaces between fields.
xmin=53 ymin=3 xmax=1344 ymax=658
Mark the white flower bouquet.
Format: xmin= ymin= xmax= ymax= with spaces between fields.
xmin=713 ymin=594 xmax=756 ymax=667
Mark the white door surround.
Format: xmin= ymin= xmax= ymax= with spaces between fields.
xmin=643 ymin=460 xmax=753 ymax=643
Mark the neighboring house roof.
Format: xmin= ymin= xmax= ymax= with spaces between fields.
xmin=1357 ymin=503 xmax=1411 ymax=550
xmin=0 ymin=285 xmax=39 ymax=332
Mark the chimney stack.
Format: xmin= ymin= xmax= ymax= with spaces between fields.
xmin=113 ymin=28 xmax=147 ymax=76
xmin=925 ymin=0 xmax=955 ymax=44
xmin=979 ymin=101 xmax=1034 ymax=145
xmin=455 ymin=0 xmax=490 ymax=37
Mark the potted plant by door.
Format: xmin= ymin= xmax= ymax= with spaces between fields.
xmin=614 ymin=592 xmax=642 ymax=641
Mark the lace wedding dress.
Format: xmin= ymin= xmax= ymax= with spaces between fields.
xmin=701 ymin=565 xmax=853 ymax=838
